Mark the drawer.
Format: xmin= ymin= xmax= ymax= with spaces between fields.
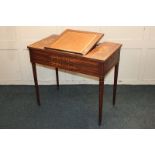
xmin=30 ymin=49 xmax=100 ymax=77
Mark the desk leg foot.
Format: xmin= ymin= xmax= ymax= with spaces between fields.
xmin=32 ymin=63 xmax=40 ymax=106
xmin=113 ymin=63 xmax=119 ymax=106
xmin=99 ymin=76 xmax=104 ymax=126
xmin=55 ymin=68 xmax=59 ymax=90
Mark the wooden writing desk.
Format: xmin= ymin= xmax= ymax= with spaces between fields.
xmin=27 ymin=35 xmax=122 ymax=125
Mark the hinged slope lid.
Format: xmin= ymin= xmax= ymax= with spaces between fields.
xmin=45 ymin=29 xmax=104 ymax=55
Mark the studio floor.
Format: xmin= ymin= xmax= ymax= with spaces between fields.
xmin=0 ymin=85 xmax=155 ymax=129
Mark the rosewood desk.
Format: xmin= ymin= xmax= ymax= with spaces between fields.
xmin=27 ymin=35 xmax=122 ymax=125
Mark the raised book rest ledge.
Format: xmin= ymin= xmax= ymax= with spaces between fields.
xmin=27 ymin=35 xmax=122 ymax=126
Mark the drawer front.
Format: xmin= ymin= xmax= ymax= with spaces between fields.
xmin=30 ymin=49 xmax=100 ymax=77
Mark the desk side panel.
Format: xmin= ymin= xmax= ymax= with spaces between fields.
xmin=104 ymin=49 xmax=120 ymax=74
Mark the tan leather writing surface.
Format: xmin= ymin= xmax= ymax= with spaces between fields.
xmin=28 ymin=35 xmax=58 ymax=49
xmin=85 ymin=42 xmax=122 ymax=61
xmin=45 ymin=29 xmax=103 ymax=55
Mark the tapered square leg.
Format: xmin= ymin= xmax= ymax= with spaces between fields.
xmin=32 ymin=62 xmax=40 ymax=106
xmin=113 ymin=63 xmax=119 ymax=106
xmin=99 ymin=76 xmax=104 ymax=126
xmin=55 ymin=68 xmax=59 ymax=90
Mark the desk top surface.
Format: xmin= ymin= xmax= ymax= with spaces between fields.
xmin=28 ymin=35 xmax=122 ymax=61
